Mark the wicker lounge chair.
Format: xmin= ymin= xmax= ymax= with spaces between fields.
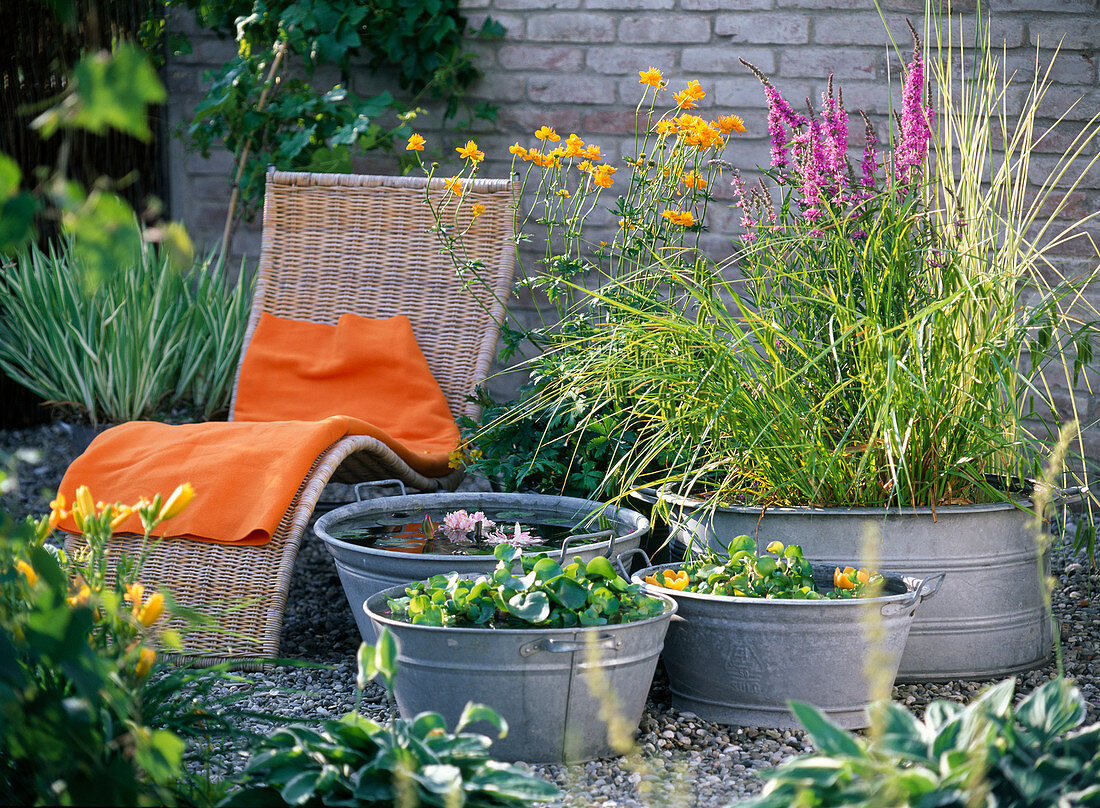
xmin=65 ymin=170 xmax=518 ymax=666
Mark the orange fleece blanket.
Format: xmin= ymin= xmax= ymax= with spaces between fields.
xmin=57 ymin=312 xmax=460 ymax=545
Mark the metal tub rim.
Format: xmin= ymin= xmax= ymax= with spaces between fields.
xmin=316 ymin=491 xmax=649 ymax=561
xmin=629 ymin=561 xmax=941 ymax=612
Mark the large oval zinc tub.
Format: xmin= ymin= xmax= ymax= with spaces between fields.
xmin=315 ymin=491 xmax=649 ymax=644
xmin=628 ymin=553 xmax=943 ymax=729
xmin=659 ymin=488 xmax=1054 ymax=683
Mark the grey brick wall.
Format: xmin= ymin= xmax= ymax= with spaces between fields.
xmin=164 ymin=0 xmax=1100 ymax=458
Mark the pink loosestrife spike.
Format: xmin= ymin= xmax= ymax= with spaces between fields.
xmin=858 ymin=111 xmax=879 ymax=194
xmin=895 ymin=23 xmax=931 ymax=185
xmin=820 ymin=78 xmax=850 ymax=195
xmin=741 ymin=58 xmax=807 ymax=173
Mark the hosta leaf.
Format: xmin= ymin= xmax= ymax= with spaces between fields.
xmin=411 ymin=711 xmax=447 ymax=739
xmin=409 ymin=763 xmax=462 ymax=795
xmin=789 ymin=701 xmax=864 ymax=758
xmin=1016 ymin=677 xmax=1085 ymax=743
xmin=455 ymin=702 xmax=507 ymax=737
xmin=465 ymin=761 xmax=561 ymax=800
xmin=280 ymin=770 xmax=322 ymax=805
xmin=869 ymin=701 xmax=932 ymax=761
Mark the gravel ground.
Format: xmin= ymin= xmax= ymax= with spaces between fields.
xmin=2 ymin=421 xmax=1098 ymax=806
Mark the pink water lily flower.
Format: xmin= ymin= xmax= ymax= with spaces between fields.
xmin=441 ymin=509 xmax=496 ymax=543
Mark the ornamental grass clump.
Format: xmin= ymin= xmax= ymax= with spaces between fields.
xmin=0 ymin=235 xmax=253 ymax=425
xmin=410 ymin=70 xmax=747 ymax=497
xmin=481 ymin=17 xmax=1100 ymax=521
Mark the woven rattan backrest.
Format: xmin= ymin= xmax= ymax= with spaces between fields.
xmin=228 ymin=171 xmax=517 ymax=423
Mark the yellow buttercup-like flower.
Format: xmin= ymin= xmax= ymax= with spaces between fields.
xmin=562 ymin=133 xmax=585 ymax=158
xmin=68 ymin=583 xmax=92 ymax=608
xmin=471 ymin=203 xmax=486 ymax=218
xmin=508 ymin=142 xmax=527 ymax=158
xmin=157 ymin=482 xmax=194 ymax=522
xmin=444 ymin=177 xmax=464 ymax=196
xmin=533 ymin=125 xmax=560 ymax=143
xmin=681 ymin=171 xmax=707 ymax=190
xmin=715 ymin=115 xmax=746 ymax=135
xmin=592 ymin=164 xmax=617 ymax=188
xmin=638 ymin=67 xmax=664 ymax=88
xmin=456 ymin=139 xmax=484 ymax=163
xmin=406 ymin=133 xmax=425 ymax=151
xmin=582 ymin=144 xmax=602 ymax=161
xmin=662 ymin=209 xmax=696 ymax=227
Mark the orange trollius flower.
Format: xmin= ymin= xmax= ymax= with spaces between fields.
xmin=638 ymin=67 xmax=664 ymax=88
xmin=716 ymin=114 xmax=746 ymax=134
xmin=471 ymin=203 xmax=486 ymax=218
xmin=406 ymin=133 xmax=425 ymax=151
xmin=681 ymin=171 xmax=707 ymax=190
xmin=444 ymin=177 xmax=464 ymax=196
xmin=673 ymin=79 xmax=706 ymax=109
xmin=592 ymin=164 xmax=617 ymax=188
xmin=533 ymin=125 xmax=560 ymax=143
xmin=456 ymin=139 xmax=484 ymax=163
xmin=662 ymin=209 xmax=696 ymax=227
xmin=509 ymin=142 xmax=527 ymax=158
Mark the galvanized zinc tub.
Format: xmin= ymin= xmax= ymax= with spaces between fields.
xmin=661 ymin=491 xmax=1051 ymax=682
xmin=316 ymin=492 xmax=649 ymax=644
xmin=628 ymin=553 xmax=943 ymax=729
xmin=364 ymin=584 xmax=677 ymax=763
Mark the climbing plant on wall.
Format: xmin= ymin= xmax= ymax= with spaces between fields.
xmin=170 ymin=0 xmax=503 ymax=245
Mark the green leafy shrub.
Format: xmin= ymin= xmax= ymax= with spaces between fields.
xmin=459 ymin=378 xmax=640 ymax=499
xmin=175 ymin=0 xmax=504 ymax=229
xmin=387 ymin=543 xmax=668 ymax=628
xmin=743 ymin=677 xmax=1100 ymax=808
xmin=221 ymin=628 xmax=558 ymax=808
xmin=0 ymin=235 xmax=253 ymax=424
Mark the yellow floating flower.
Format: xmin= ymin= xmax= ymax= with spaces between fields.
xmin=534 ymin=125 xmax=560 ymax=143
xmin=661 ymin=209 xmax=696 ymax=227
xmin=406 ymin=133 xmax=425 ymax=151
xmin=135 ymin=646 xmax=156 ymax=678
xmin=138 ymin=592 xmax=165 ymax=627
xmin=157 ymin=482 xmax=194 ymax=523
xmin=834 ymin=566 xmax=857 ymax=590
xmin=15 ymin=559 xmax=38 ymax=587
xmin=456 ymin=139 xmax=484 ymax=163
xmin=645 ymin=569 xmax=689 ymax=591
xmin=638 ymin=67 xmax=664 ymax=88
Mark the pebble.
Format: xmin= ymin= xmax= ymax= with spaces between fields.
xmin=3 ymin=421 xmax=1099 ymax=806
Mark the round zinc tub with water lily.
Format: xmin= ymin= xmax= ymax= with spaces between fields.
xmin=315 ymin=487 xmax=649 ymax=644
xmin=623 ymin=549 xmax=944 ymax=729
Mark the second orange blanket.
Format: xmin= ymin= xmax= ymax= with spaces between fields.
xmin=56 ymin=312 xmax=461 ymax=545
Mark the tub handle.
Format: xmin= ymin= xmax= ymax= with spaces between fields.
xmin=882 ymin=572 xmax=947 ymax=616
xmin=560 ymin=529 xmax=616 ymax=559
xmin=354 ymin=479 xmax=408 ymax=502
xmin=616 ymin=548 xmax=654 ymax=579
xmin=519 ymin=634 xmax=623 ymax=657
